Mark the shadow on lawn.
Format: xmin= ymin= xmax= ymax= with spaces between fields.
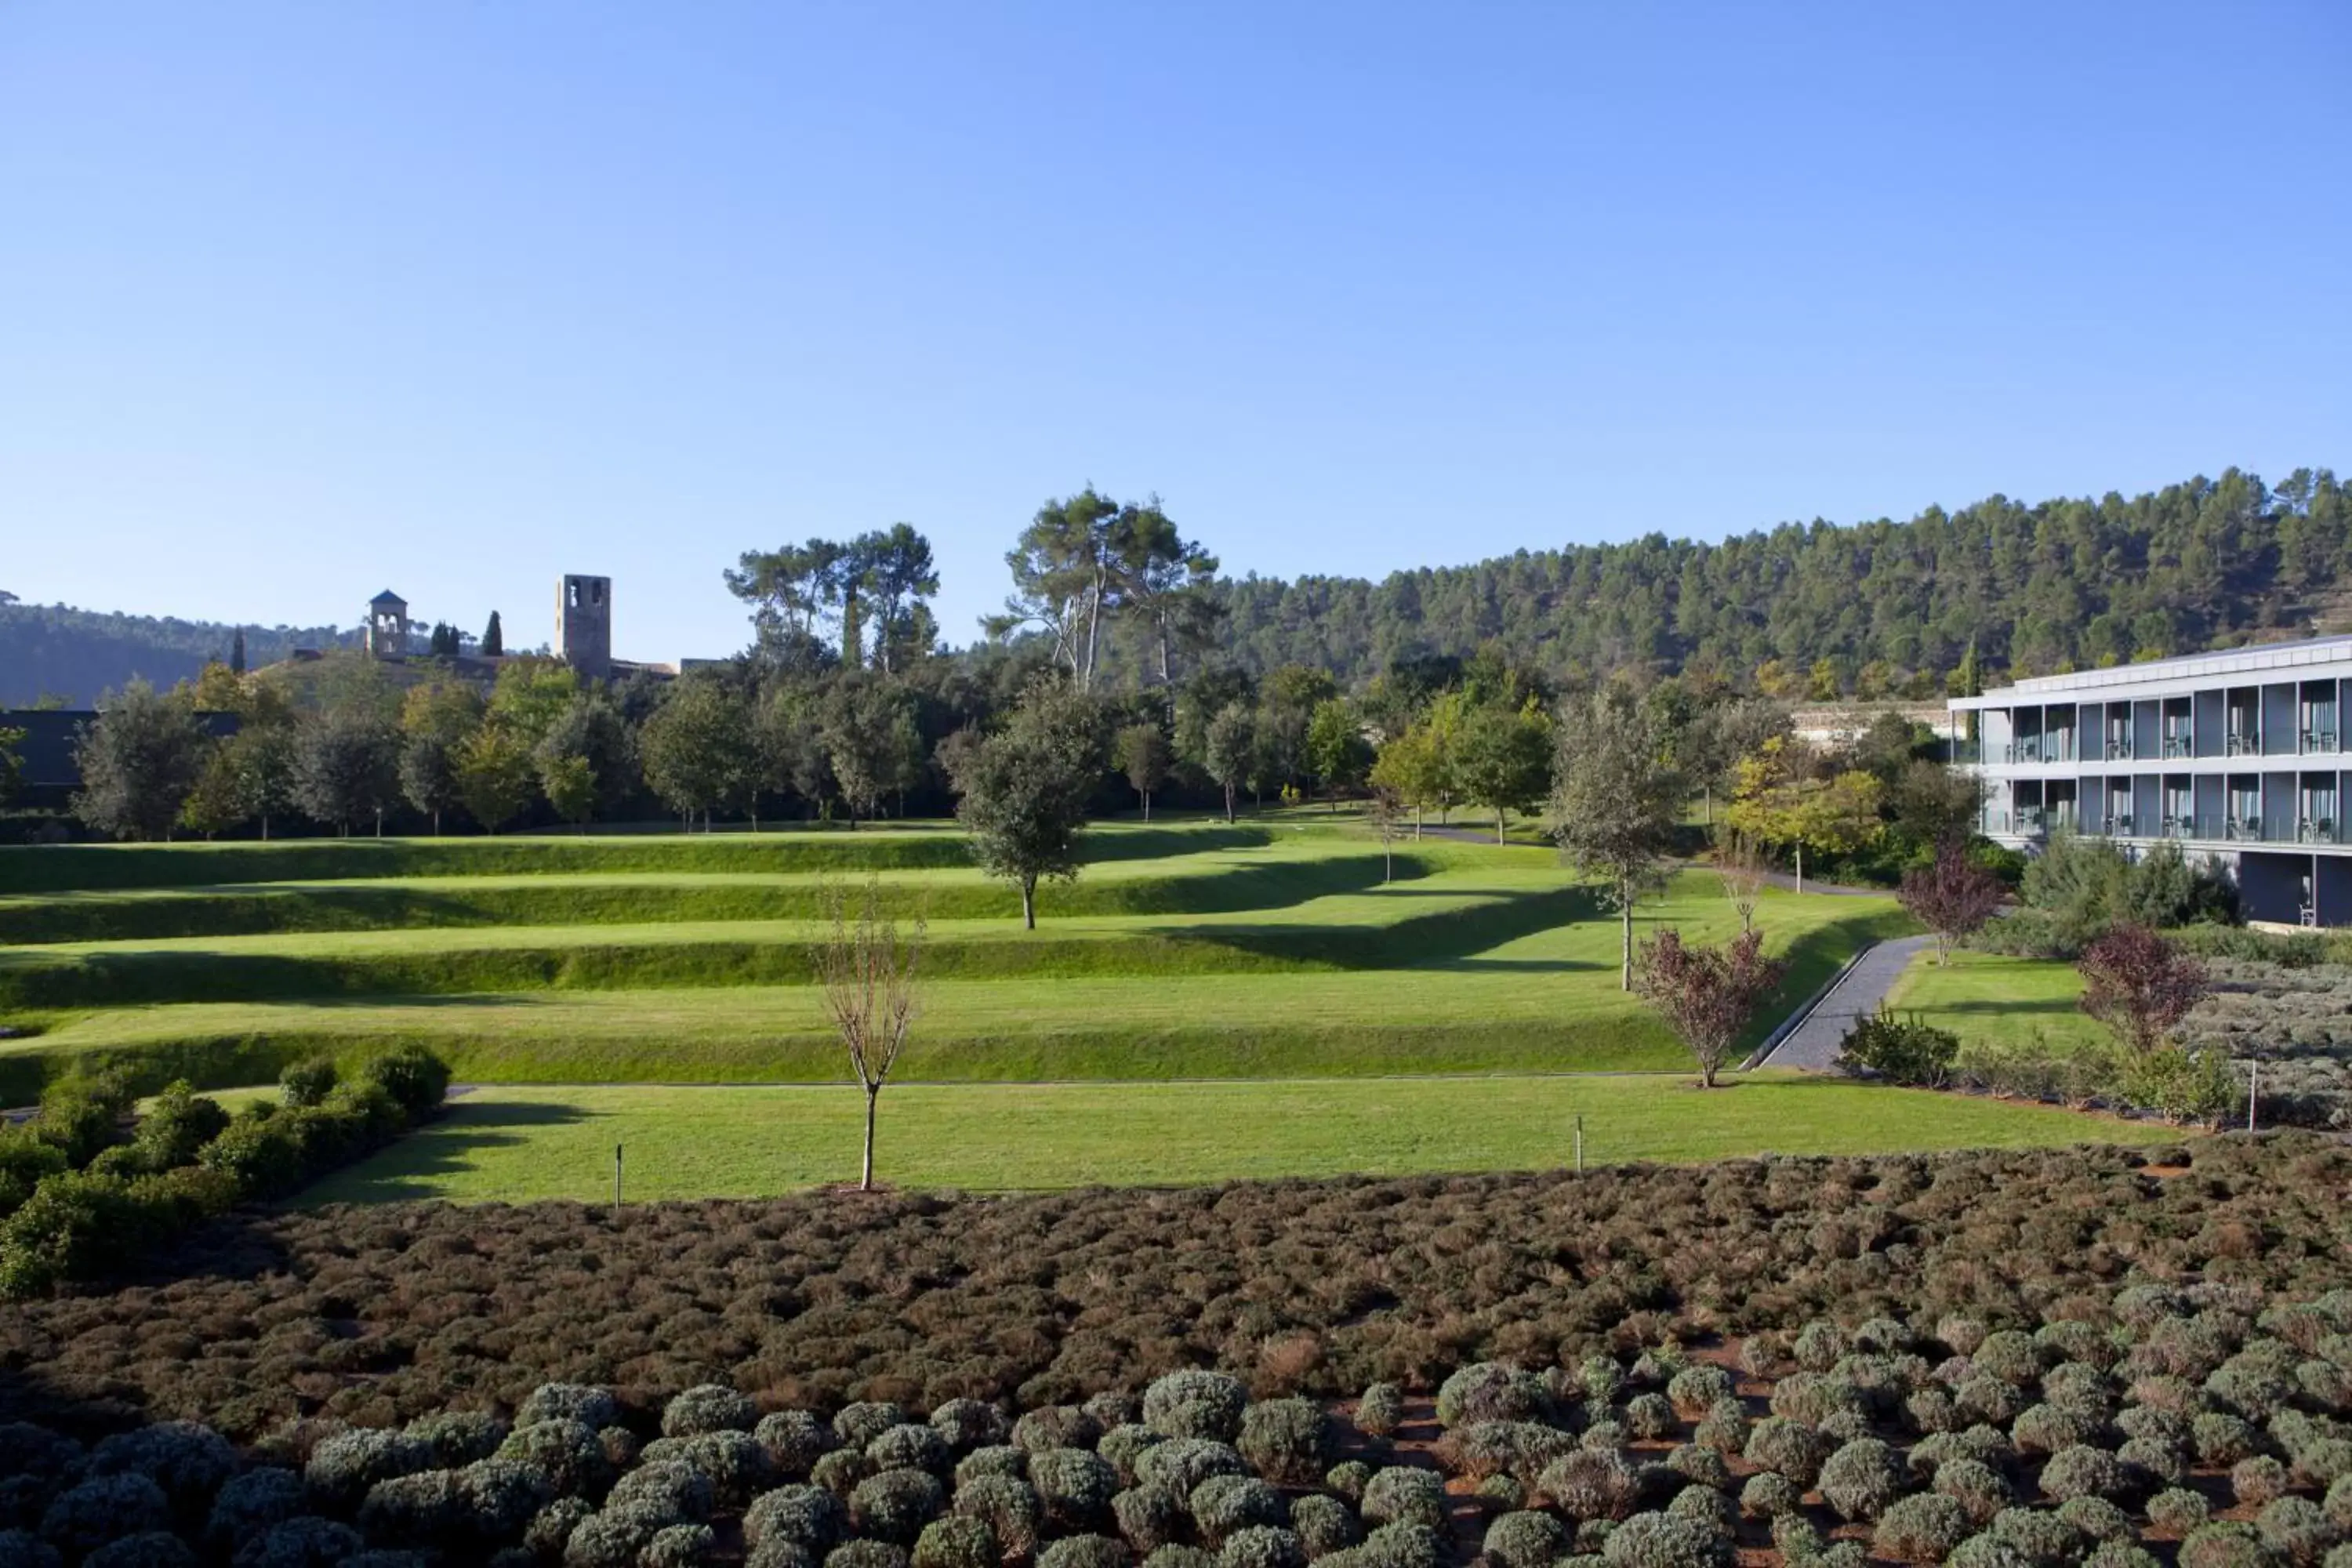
xmin=300 ymin=1098 xmax=597 ymax=1205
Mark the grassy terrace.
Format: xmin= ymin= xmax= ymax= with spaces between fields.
xmin=1883 ymin=947 xmax=2103 ymax=1051
xmin=306 ymin=1075 xmax=2158 ymax=1203
xmin=0 ymin=822 xmax=1912 ymax=1094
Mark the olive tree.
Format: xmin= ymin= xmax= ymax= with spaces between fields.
xmin=1549 ymin=688 xmax=1686 ymax=990
xmin=947 ymin=681 xmax=1105 ymax=928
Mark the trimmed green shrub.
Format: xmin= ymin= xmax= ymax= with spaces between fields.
xmin=1238 ymin=1400 xmax=1328 ymax=1486
xmin=2198 ymin=1414 xmax=2268 ymax=1468
xmin=1664 ymin=1367 xmax=1733 ymax=1417
xmin=662 ymin=1385 xmax=757 ymax=1438
xmin=1475 ymin=1474 xmax=1526 ymax=1511
xmin=1323 ymin=1463 xmax=1371 ymax=1503
xmin=1873 ymin=1493 xmax=1972 ymax=1565
xmin=2176 ymin=1520 xmax=2277 ymax=1568
xmin=837 ymin=1404 xmax=911 ymax=1450
xmin=1086 ymin=1395 xmax=1143 ymax=1432
xmin=956 ymin=1448 xmax=1026 ymax=1489
xmin=84 ymin=1533 xmax=194 ymax=1568
xmin=1190 ymin=1475 xmax=1284 ymax=1546
xmin=38 ymin=1474 xmax=169 ymax=1559
xmin=1793 ymin=1322 xmax=1848 ymax=1373
xmin=814 ymin=1450 xmax=877 ymax=1497
xmin=1817 ymin=1439 xmax=1903 ymax=1522
xmin=1137 ymin=1442 xmax=1247 ymax=1500
xmin=2042 ymin=1444 xmax=2132 ymax=1504
xmin=853 ymin=1468 xmax=946 ymax=1544
xmin=1146 ymin=1550 xmax=1217 ymax=1568
xmin=1290 ymin=1494 xmax=1357 ymax=1560
xmin=1540 ymin=1451 xmax=1639 ymax=1523
xmin=913 ymin=1515 xmax=1002 ymax=1568
xmin=1219 ymin=1526 xmax=1305 ymax=1568
xmin=1483 ymin=1511 xmax=1565 ymax=1568
xmin=1741 ymin=1418 xmax=1826 ymax=1487
xmin=279 ymin=1058 xmax=338 ymax=1109
xmin=2237 ymin=1456 xmax=2294 ymax=1508
xmin=1112 ymin=1486 xmax=1184 ymax=1553
xmin=357 ymin=1047 xmax=452 ymax=1123
xmin=1098 ymin=1428 xmax=1161 ymax=1490
xmin=1438 ymin=1364 xmax=1552 ymax=1428
xmin=205 ymin=1467 xmax=307 ymax=1548
xmin=1663 ymin=1485 xmax=1734 ymax=1543
xmin=2013 ymin=1404 xmax=2097 ymax=1455
xmin=2256 ymin=1497 xmax=2336 ymax=1566
xmin=1356 ymin=1522 xmax=1442 ymax=1568
xmin=1037 ymin=1535 xmax=1131 ymax=1568
xmin=931 ymin=1401 xmax=1010 ymax=1457
xmin=953 ymin=1475 xmax=1041 ymax=1563
xmin=639 ymin=1431 xmax=771 ymax=1507
xmin=496 ymin=1421 xmax=614 ymax=1502
xmin=2058 ymin=1497 xmax=2135 ymax=1545
xmin=644 ymin=1523 xmax=717 ymax=1568
xmin=1661 ymin=1446 xmax=1727 ymax=1494
xmin=1143 ymin=1374 xmax=1247 ymax=1444
xmin=1974 ymin=1332 xmax=2046 ymax=1388
xmin=521 ymin=1385 xmax=621 ymax=1432
xmin=1014 ymin=1409 xmax=1103 ymax=1457
xmin=1737 ymin=1472 xmax=1799 ymax=1520
xmin=871 ymin=1425 xmax=953 ymax=1477
xmin=1595 ymin=1510 xmax=1727 ymax=1568
xmin=1932 ymin=1457 xmax=2011 ymax=1526
xmin=1031 ymin=1449 xmax=1116 ymax=1534
xmin=1986 ymin=1506 xmax=2085 ymax=1566
xmin=1620 ymin=1396 xmax=1673 ymax=1443
xmin=2150 ymin=1486 xmax=2212 ymax=1534
xmin=1355 ymin=1387 xmax=1403 ymax=1441
xmin=762 ymin=1414 xmax=842 ymax=1479
xmin=829 ymin=1544 xmax=915 ymax=1568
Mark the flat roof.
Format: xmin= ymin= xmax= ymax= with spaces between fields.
xmin=1951 ymin=633 xmax=2352 ymax=710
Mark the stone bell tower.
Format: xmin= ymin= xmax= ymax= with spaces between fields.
xmin=366 ymin=590 xmax=411 ymax=658
xmin=558 ymin=575 xmax=612 ymax=679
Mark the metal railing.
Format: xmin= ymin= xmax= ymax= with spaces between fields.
xmin=1983 ymin=809 xmax=2343 ymax=846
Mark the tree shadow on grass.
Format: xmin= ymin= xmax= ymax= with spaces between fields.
xmin=295 ymin=1098 xmax=597 ymax=1206
xmin=1167 ymin=884 xmax=1610 ymax=974
xmin=1918 ymin=996 xmax=2083 ymax=1018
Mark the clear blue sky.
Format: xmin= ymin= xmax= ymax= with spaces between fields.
xmin=3 ymin=2 xmax=2347 ymax=663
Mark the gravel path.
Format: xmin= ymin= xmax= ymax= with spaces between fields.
xmin=1753 ymin=933 xmax=1934 ymax=1070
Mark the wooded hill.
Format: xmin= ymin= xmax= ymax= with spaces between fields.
xmin=1198 ymin=466 xmax=2350 ymax=693
xmin=0 ymin=601 xmax=354 ymax=709
xmin=9 ymin=466 xmax=2345 ymax=707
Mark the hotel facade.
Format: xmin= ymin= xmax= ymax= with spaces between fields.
xmin=1947 ymin=634 xmax=2352 ymax=928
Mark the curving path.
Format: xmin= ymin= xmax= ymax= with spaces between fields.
xmin=1752 ymin=933 xmax=1933 ymax=1069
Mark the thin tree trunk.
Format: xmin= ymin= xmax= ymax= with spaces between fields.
xmin=1795 ymin=843 xmax=1805 ymax=895
xmin=1621 ymin=898 xmax=1634 ymax=992
xmin=1384 ymin=842 xmax=1393 ymax=882
xmin=1142 ymin=790 xmax=1151 ymax=822
xmin=862 ymin=1085 xmax=878 ymax=1192
xmin=1224 ymin=783 xmax=1235 ymax=822
xmin=1414 ymin=805 xmax=1421 ymax=840
xmin=1495 ymin=808 xmax=1506 ymax=845
xmin=432 ymin=808 xmax=441 ymax=836
xmin=1022 ymin=879 xmax=1036 ymax=929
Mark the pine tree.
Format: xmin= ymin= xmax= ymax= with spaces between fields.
xmin=230 ymin=628 xmax=246 ymax=674
xmin=481 ymin=610 xmax=504 ymax=658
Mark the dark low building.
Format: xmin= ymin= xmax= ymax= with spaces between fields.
xmin=5 ymin=709 xmax=239 ymax=810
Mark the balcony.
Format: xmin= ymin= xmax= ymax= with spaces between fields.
xmin=2226 ymin=732 xmax=2263 ymax=757
xmin=2304 ymin=728 xmax=2339 ymax=755
xmin=2162 ymin=735 xmax=2194 ymax=760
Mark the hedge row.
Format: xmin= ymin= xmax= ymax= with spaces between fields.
xmin=0 ymin=1047 xmax=451 ymax=1298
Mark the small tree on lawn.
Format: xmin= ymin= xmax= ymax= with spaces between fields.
xmin=821 ymin=877 xmax=921 ymax=1192
xmin=1116 ymin=720 xmax=1172 ymax=821
xmin=1368 ymin=782 xmax=1403 ymax=883
xmin=1306 ymin=698 xmax=1371 ymax=811
xmin=2078 ymin=922 xmax=2208 ymax=1058
xmin=454 ymin=722 xmax=535 ymax=834
xmin=1724 ymin=736 xmax=1882 ymax=894
xmin=1454 ymin=697 xmax=1552 ymax=844
xmin=1717 ymin=832 xmax=1767 ymax=934
xmin=1632 ymin=926 xmax=1787 ymax=1088
xmin=1203 ymin=702 xmax=1254 ymax=823
xmin=1899 ymin=841 xmax=2005 ymax=965
xmin=948 ymin=680 xmax=1105 ymax=928
xmin=1549 ymin=688 xmax=1686 ymax=992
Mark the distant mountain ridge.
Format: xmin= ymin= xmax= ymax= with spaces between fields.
xmin=0 ymin=600 xmax=357 ymax=708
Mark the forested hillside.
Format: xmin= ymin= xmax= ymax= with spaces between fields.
xmin=1198 ymin=466 xmax=2350 ymax=693
xmin=0 ymin=600 xmax=354 ymax=707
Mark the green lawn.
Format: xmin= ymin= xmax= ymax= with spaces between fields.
xmin=302 ymin=1073 xmax=2160 ymax=1203
xmin=1883 ymin=949 xmax=2103 ymax=1052
xmin=5 ymin=826 xmax=1911 ymax=1094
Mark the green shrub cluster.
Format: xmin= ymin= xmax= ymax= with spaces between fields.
xmin=0 ymin=1046 xmax=451 ymax=1297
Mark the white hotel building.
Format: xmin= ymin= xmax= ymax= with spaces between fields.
xmin=1947 ymin=634 xmax=2352 ymax=929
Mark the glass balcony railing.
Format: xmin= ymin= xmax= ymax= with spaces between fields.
xmin=2226 ymin=731 xmax=2263 ymax=757
xmin=1982 ymin=810 xmax=2344 ymax=846
xmin=2303 ymin=728 xmax=2339 ymax=755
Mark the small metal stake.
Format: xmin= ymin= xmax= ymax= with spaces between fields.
xmin=614 ymin=1143 xmax=624 ymax=1219
xmin=2247 ymin=1061 xmax=2258 ymax=1133
xmin=1574 ymin=1115 xmax=1584 ymax=1173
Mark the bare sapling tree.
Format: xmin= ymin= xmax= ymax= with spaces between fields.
xmin=2078 ymin=922 xmax=2207 ymax=1058
xmin=1369 ymin=782 xmax=1403 ymax=884
xmin=1717 ymin=832 xmax=1767 ymax=934
xmin=821 ymin=877 xmax=924 ymax=1192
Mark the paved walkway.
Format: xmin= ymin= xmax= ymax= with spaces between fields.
xmin=1753 ymin=934 xmax=1933 ymax=1069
